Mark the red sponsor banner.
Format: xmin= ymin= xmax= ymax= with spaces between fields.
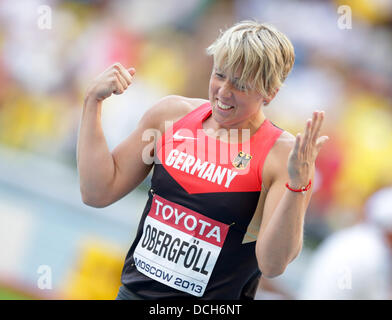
xmin=148 ymin=194 xmax=229 ymax=248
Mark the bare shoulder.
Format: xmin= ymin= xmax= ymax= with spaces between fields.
xmin=262 ymin=130 xmax=296 ymax=188
xmin=139 ymin=95 xmax=209 ymax=134
xmin=272 ymin=131 xmax=296 ymax=156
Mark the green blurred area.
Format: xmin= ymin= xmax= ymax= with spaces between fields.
xmin=0 ymin=287 xmax=32 ymax=300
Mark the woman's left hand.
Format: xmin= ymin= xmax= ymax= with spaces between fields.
xmin=287 ymin=111 xmax=329 ymax=189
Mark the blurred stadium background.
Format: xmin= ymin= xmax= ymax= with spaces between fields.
xmin=0 ymin=0 xmax=391 ymax=299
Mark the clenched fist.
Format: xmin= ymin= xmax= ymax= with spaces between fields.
xmin=86 ymin=62 xmax=136 ymax=102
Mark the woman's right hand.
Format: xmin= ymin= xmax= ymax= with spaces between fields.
xmin=86 ymin=62 xmax=136 ymax=102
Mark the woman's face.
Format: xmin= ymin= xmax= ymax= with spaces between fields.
xmin=208 ymin=66 xmax=265 ymax=129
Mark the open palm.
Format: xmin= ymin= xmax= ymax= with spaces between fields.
xmin=287 ymin=111 xmax=329 ymax=188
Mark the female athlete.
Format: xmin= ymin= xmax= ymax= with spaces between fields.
xmin=77 ymin=20 xmax=328 ymax=300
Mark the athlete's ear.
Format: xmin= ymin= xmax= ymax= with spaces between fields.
xmin=263 ymin=88 xmax=279 ymax=106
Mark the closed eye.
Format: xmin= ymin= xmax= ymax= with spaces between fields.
xmin=215 ymin=72 xmax=225 ymax=79
xmin=234 ymin=82 xmax=247 ymax=92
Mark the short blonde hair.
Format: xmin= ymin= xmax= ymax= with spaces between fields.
xmin=206 ymin=20 xmax=295 ymax=98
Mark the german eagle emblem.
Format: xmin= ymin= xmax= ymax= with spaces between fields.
xmin=232 ymin=151 xmax=252 ymax=169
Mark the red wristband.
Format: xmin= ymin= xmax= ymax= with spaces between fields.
xmin=285 ymin=180 xmax=312 ymax=193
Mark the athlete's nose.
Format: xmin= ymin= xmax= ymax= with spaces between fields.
xmin=217 ymin=79 xmax=233 ymax=100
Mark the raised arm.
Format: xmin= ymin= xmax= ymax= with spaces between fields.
xmin=255 ymin=111 xmax=329 ymax=278
xmin=77 ymin=63 xmax=196 ymax=208
xmin=77 ymin=62 xmax=154 ymax=207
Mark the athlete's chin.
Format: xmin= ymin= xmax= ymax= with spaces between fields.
xmin=211 ymin=108 xmax=235 ymax=127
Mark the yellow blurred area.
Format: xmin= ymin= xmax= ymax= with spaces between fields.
xmin=0 ymin=90 xmax=73 ymax=152
xmin=138 ymin=41 xmax=188 ymax=94
xmin=63 ymin=239 xmax=124 ymax=300
xmin=334 ymin=93 xmax=392 ymax=210
xmin=335 ymin=0 xmax=392 ymax=24
xmin=59 ymin=0 xmax=95 ymax=27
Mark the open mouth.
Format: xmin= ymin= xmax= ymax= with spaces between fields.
xmin=216 ymin=99 xmax=234 ymax=111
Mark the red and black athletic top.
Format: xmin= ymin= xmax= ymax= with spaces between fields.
xmin=120 ymin=102 xmax=283 ymax=299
